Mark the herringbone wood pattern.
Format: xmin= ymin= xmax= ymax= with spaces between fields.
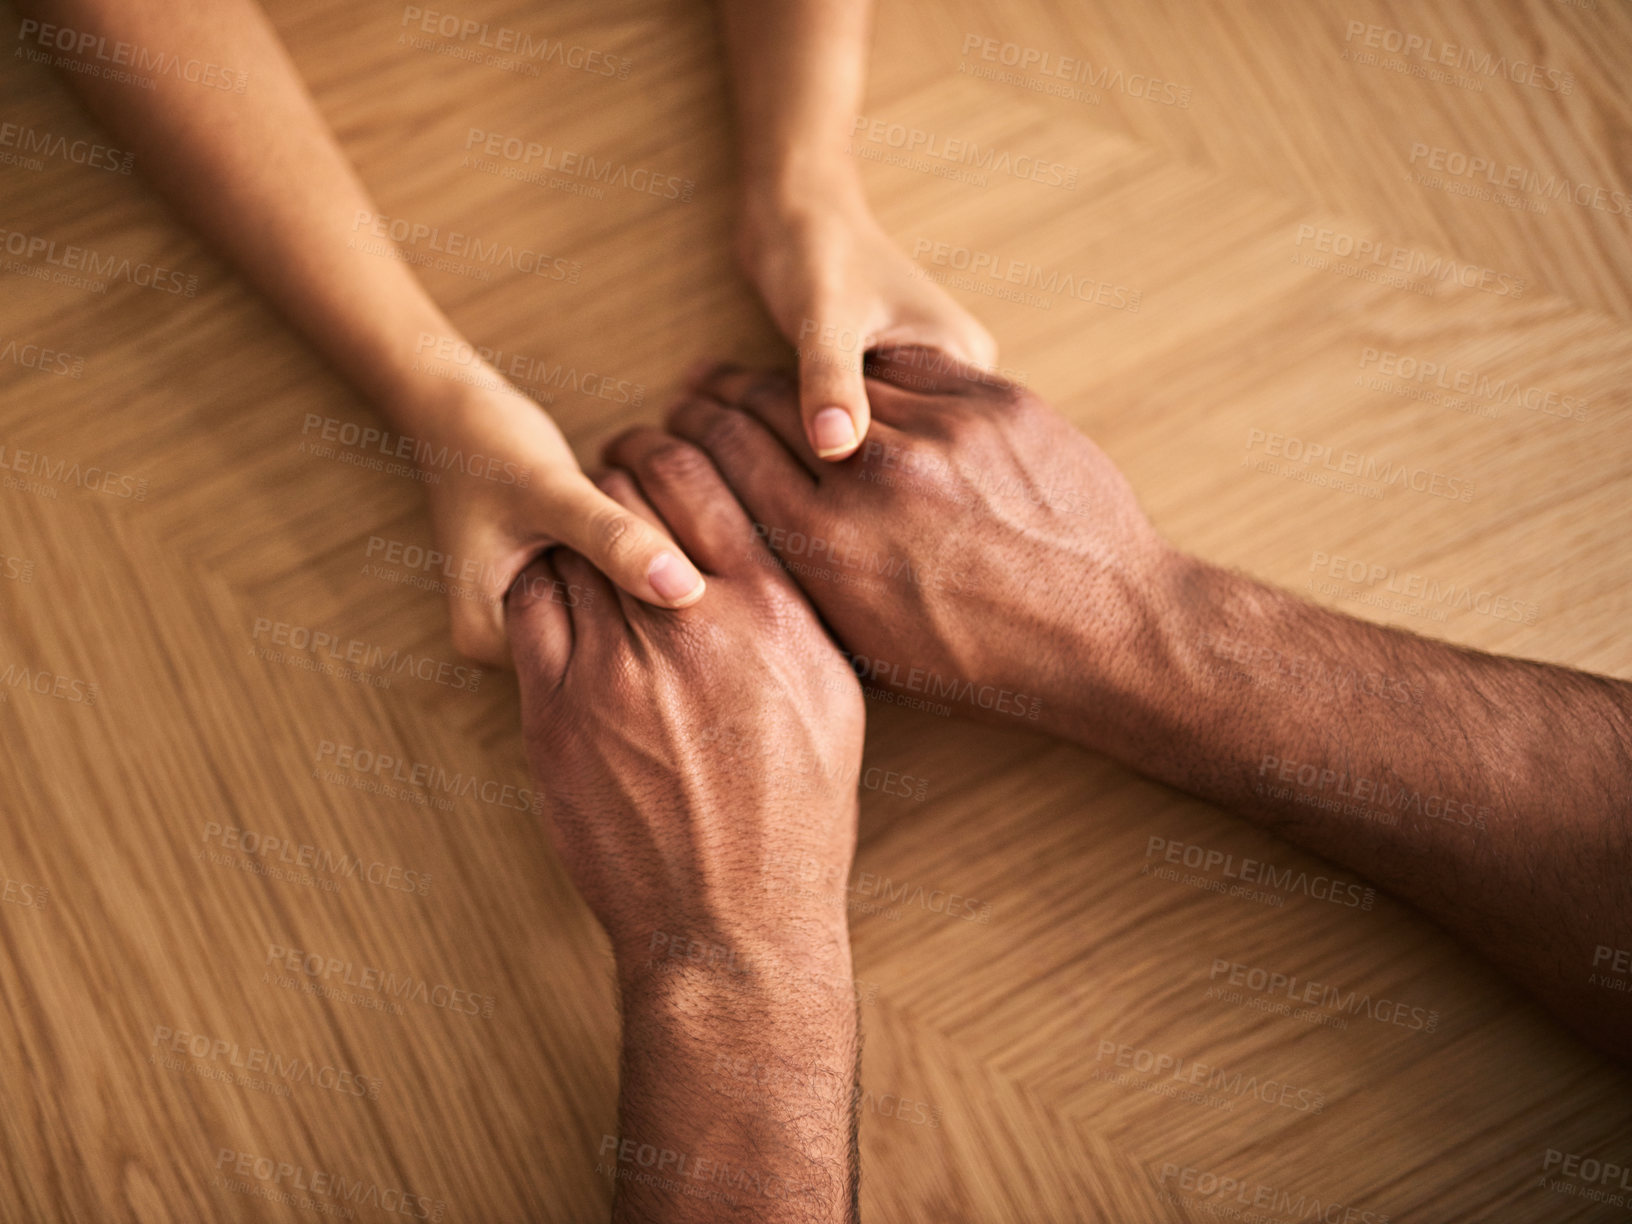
xmin=1 ymin=0 xmax=1629 ymax=1220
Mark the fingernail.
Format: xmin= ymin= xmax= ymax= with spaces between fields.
xmin=647 ymin=551 xmax=705 ymax=605
xmin=811 ymin=407 xmax=859 ymax=458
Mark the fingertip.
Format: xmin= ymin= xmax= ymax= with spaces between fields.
xmin=645 ymin=550 xmax=706 ymax=606
xmin=810 ymin=405 xmax=863 ymax=461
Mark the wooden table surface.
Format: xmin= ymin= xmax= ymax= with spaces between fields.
xmin=2 ymin=0 xmax=1629 ymax=1220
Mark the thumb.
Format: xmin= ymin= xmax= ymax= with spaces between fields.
xmin=797 ymin=335 xmax=870 ymax=461
xmin=549 ymin=476 xmax=707 ymax=609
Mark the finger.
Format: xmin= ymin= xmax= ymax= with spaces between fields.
xmin=603 ymin=426 xmax=757 ymax=576
xmin=504 ymin=551 xmax=573 ymax=690
xmin=688 ymin=364 xmax=823 ymax=471
xmin=448 ymin=585 xmax=514 ymax=669
xmin=665 ymin=395 xmax=815 ymax=532
xmin=796 ymin=338 xmax=869 ymax=461
xmin=546 ymin=475 xmax=706 ymax=610
xmin=865 ymin=343 xmax=1017 ymax=400
xmin=594 ymin=468 xmax=671 ymax=539
xmin=551 ymin=547 xmax=620 ymax=644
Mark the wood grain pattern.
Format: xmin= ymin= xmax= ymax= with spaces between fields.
xmin=2 ymin=0 xmax=1629 ymax=1220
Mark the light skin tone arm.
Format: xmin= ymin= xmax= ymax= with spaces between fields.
xmin=18 ymin=0 xmax=706 ymax=665
xmin=713 ymin=0 xmax=996 ymax=460
xmin=665 ymin=351 xmax=1632 ymax=1061
xmin=505 ymin=435 xmax=866 ymax=1222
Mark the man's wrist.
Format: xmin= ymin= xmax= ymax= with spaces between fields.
xmin=616 ymin=921 xmax=858 ymax=1020
xmin=1058 ymin=548 xmax=1239 ymax=764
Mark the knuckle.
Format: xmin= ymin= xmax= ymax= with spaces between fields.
xmin=699 ymin=406 xmax=756 ymax=456
xmin=590 ymin=505 xmax=641 ymax=563
xmin=742 ymin=372 xmax=800 ymax=411
xmin=994 ymin=381 xmax=1038 ymax=412
xmin=638 ymin=436 xmax=713 ymax=486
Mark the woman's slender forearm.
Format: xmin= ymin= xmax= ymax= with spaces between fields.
xmin=21 ymin=0 xmax=487 ymax=434
xmin=713 ymin=0 xmax=871 ymax=211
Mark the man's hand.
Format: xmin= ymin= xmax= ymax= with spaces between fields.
xmin=669 ymin=351 xmax=1632 ymax=1061
xmin=505 ymin=432 xmax=865 ymax=1222
xmin=667 ymin=349 xmax=1172 ymax=743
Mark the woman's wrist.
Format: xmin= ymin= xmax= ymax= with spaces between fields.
xmin=742 ymin=153 xmax=867 ymax=241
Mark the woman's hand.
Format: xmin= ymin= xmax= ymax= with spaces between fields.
xmin=735 ymin=171 xmax=997 ymax=461
xmin=415 ymin=378 xmax=707 ymax=666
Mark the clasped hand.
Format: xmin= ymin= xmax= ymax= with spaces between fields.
xmin=508 ymin=348 xmax=1174 ymax=959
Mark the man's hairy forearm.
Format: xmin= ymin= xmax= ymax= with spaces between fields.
xmin=609 ymin=938 xmax=860 ymax=1223
xmin=20 ymin=0 xmax=477 ymax=428
xmin=1086 ymin=553 xmax=1632 ymax=1055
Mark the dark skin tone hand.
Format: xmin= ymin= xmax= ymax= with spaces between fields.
xmin=507 ymin=441 xmax=865 ymax=1224
xmin=662 ymin=347 xmax=1632 ymax=1061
